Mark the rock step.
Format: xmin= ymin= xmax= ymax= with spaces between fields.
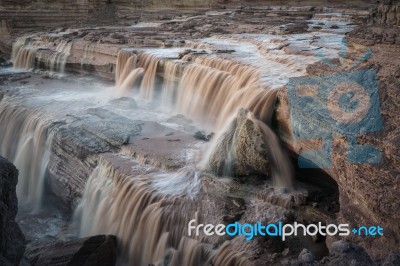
xmin=24 ymin=235 xmax=117 ymax=266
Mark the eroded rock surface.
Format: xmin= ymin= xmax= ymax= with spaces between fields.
xmin=274 ymin=15 xmax=400 ymax=260
xmin=371 ymin=0 xmax=400 ymax=25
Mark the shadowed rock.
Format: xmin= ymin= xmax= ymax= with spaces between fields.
xmin=0 ymin=156 xmax=25 ymax=266
xmin=25 ymin=235 xmax=117 ymax=266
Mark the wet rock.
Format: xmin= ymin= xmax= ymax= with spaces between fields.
xmin=84 ymin=108 xmax=142 ymax=146
xmin=108 ymin=97 xmax=137 ymax=109
xmin=0 ymin=156 xmax=25 ymax=265
xmin=167 ymin=114 xmax=193 ymax=125
xmin=166 ymin=114 xmax=197 ymax=132
xmin=25 ymin=235 xmax=117 ymax=266
xmin=208 ymin=108 xmax=271 ymax=177
xmin=0 ymin=56 xmax=10 ymax=67
xmin=194 ymin=130 xmax=213 ymax=141
xmin=48 ymin=108 xmax=143 ymax=207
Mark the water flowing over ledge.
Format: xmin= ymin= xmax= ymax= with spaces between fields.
xmin=0 ymin=97 xmax=55 ymax=211
xmin=2 ymin=5 xmax=398 ymax=264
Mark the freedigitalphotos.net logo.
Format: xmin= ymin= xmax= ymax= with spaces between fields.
xmin=286 ymin=40 xmax=382 ymax=168
xmin=188 ymin=220 xmax=384 ymax=241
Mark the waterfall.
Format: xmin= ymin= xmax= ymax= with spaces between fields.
xmin=115 ymin=50 xmax=158 ymax=97
xmin=49 ymin=40 xmax=73 ymax=73
xmin=0 ymin=98 xmax=54 ymax=211
xmin=73 ymin=158 xmax=250 ymax=266
xmin=11 ymin=37 xmax=72 ymax=72
xmin=114 ymin=51 xmax=293 ymax=187
xmin=161 ymin=60 xmax=180 ymax=108
xmin=115 ymin=51 xmax=278 ymax=127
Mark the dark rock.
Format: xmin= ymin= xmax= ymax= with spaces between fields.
xmin=284 ymin=22 xmax=309 ymax=34
xmin=25 ymin=235 xmax=117 ymax=266
xmin=193 ymin=131 xmax=213 ymax=141
xmin=222 ymin=213 xmax=243 ymax=224
xmin=0 ymin=156 xmax=25 ymax=265
xmin=382 ymin=251 xmax=400 ymax=266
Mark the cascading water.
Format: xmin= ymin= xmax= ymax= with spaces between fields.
xmin=0 ymin=98 xmax=54 ymax=211
xmin=161 ymin=60 xmax=180 ymax=108
xmin=115 ymin=51 xmax=280 ymax=127
xmin=49 ymin=40 xmax=72 ymax=73
xmin=0 ymin=7 xmax=366 ymax=264
xmin=11 ymin=37 xmax=72 ymax=72
xmin=68 ymin=47 xmax=297 ymax=266
xmin=114 ymin=50 xmax=292 ymax=183
xmin=73 ymin=158 xmax=250 ymax=266
xmin=115 ymin=50 xmax=158 ymax=97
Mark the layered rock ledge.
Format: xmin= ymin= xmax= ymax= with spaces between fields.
xmin=0 ymin=0 xmax=399 ymax=265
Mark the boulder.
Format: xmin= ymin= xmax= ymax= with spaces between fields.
xmin=193 ymin=130 xmax=213 ymax=141
xmin=25 ymin=235 xmax=117 ymax=266
xmin=0 ymin=156 xmax=25 ymax=265
xmin=208 ymin=108 xmax=271 ymax=177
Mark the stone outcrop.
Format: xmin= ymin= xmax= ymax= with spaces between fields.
xmin=371 ymin=0 xmax=400 ymax=25
xmin=208 ymin=108 xmax=271 ymax=177
xmin=25 ymin=235 xmax=117 ymax=266
xmin=0 ymin=156 xmax=25 ymax=266
xmin=0 ymin=0 xmax=397 ymax=264
xmin=274 ymin=20 xmax=400 ymax=260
